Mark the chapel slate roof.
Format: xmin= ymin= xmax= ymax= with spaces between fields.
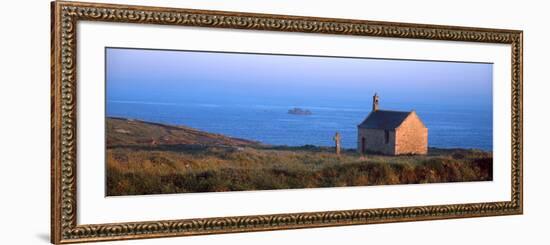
xmin=358 ymin=110 xmax=412 ymax=130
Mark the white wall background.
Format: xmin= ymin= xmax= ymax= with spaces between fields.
xmin=0 ymin=0 xmax=547 ymax=244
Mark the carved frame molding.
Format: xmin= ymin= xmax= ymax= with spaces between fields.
xmin=51 ymin=1 xmax=523 ymax=243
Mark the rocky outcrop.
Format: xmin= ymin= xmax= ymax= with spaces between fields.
xmin=288 ymin=107 xmax=312 ymax=115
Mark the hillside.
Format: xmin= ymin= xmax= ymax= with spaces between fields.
xmin=107 ymin=117 xmax=262 ymax=147
xmin=106 ymin=117 xmax=493 ymax=196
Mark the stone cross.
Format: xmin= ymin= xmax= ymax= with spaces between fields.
xmin=333 ymin=132 xmax=341 ymax=155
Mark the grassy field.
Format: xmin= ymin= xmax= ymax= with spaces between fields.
xmin=106 ymin=117 xmax=493 ymax=196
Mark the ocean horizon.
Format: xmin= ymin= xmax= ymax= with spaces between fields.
xmin=106 ymin=100 xmax=493 ymax=151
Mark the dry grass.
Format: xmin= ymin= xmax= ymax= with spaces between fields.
xmin=106 ymin=145 xmax=492 ymax=196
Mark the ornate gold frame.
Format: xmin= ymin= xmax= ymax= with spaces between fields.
xmin=51 ymin=1 xmax=523 ymax=243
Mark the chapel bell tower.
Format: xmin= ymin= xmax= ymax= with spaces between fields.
xmin=373 ymin=93 xmax=379 ymax=111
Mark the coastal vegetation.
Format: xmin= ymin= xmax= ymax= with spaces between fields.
xmin=106 ymin=117 xmax=492 ymax=196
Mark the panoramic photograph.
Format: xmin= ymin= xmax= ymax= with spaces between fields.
xmin=105 ymin=47 xmax=493 ymax=196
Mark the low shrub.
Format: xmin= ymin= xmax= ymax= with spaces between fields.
xmin=106 ymin=146 xmax=493 ymax=196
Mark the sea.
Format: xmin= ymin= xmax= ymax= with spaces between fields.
xmin=107 ymin=101 xmax=493 ymax=151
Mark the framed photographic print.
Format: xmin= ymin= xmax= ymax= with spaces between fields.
xmin=51 ymin=1 xmax=523 ymax=243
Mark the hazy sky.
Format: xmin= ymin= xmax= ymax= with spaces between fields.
xmin=106 ymin=48 xmax=493 ymax=110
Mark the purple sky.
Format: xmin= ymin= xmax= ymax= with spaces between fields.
xmin=106 ymin=47 xmax=492 ymax=110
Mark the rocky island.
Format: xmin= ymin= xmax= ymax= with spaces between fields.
xmin=288 ymin=107 xmax=312 ymax=115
